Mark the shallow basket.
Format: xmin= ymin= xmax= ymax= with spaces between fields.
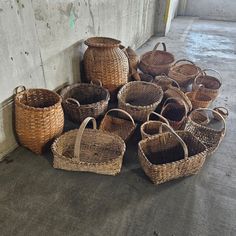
xmin=99 ymin=108 xmax=137 ymax=142
xmin=60 ymin=80 xmax=110 ymax=123
xmin=185 ymin=108 xmax=226 ymax=155
xmin=138 ymin=123 xmax=207 ymax=184
xmin=168 ymin=59 xmax=200 ymax=86
xmin=139 ymin=42 xmax=175 ymax=76
xmin=52 ymin=117 xmax=126 ymax=175
xmin=117 ymin=81 xmax=163 ymax=122
xmin=15 ymin=86 xmax=64 ymax=154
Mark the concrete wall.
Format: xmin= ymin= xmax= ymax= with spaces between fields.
xmin=178 ymin=0 xmax=236 ymax=21
xmin=0 ymin=0 xmax=157 ymax=160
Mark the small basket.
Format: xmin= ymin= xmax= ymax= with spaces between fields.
xmin=139 ymin=42 xmax=175 ymax=76
xmin=60 ymin=80 xmax=110 ymax=123
xmin=118 ymin=81 xmax=163 ymax=122
xmin=192 ymin=69 xmax=222 ymax=101
xmin=138 ymin=123 xmax=207 ymax=184
xmin=168 ymin=59 xmax=200 ymax=86
xmin=52 ymin=117 xmax=126 ymax=175
xmin=99 ymin=108 xmax=137 ymax=142
xmin=14 ymin=86 xmax=64 ymax=154
xmin=213 ymin=107 xmax=229 ymax=120
xmin=185 ymin=108 xmax=226 ymax=155
xmin=153 ymin=73 xmax=180 ymax=91
xmin=140 ymin=112 xmax=170 ymax=140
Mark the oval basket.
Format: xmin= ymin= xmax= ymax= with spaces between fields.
xmin=52 ymin=117 xmax=126 ymax=176
xmin=60 ymin=80 xmax=110 ymax=123
xmin=117 ymin=81 xmax=163 ymax=122
xmin=14 ymin=86 xmax=64 ymax=154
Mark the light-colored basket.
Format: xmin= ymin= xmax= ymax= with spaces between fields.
xmin=52 ymin=117 xmax=126 ymax=175
xmin=15 ymin=86 xmax=64 ymax=154
xmin=140 ymin=112 xmax=170 ymax=140
xmin=138 ymin=123 xmax=207 ymax=184
xmin=99 ymin=108 xmax=137 ymax=142
xmin=185 ymin=108 xmax=226 ymax=155
xmin=118 ymin=81 xmax=163 ymax=122
xmin=60 ymin=80 xmax=110 ymax=123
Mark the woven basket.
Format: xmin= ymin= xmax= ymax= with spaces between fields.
xmin=213 ymin=107 xmax=229 ymax=120
xmin=168 ymin=59 xmax=200 ymax=86
xmin=138 ymin=123 xmax=207 ymax=184
xmin=192 ymin=69 xmax=222 ymax=101
xmin=141 ymin=112 xmax=170 ymax=140
xmin=99 ymin=108 xmax=136 ymax=142
xmin=52 ymin=117 xmax=126 ymax=175
xmin=118 ymin=81 xmax=163 ymax=122
xmin=139 ymin=42 xmax=175 ymax=76
xmin=60 ymin=80 xmax=110 ymax=123
xmin=14 ymin=86 xmax=64 ymax=154
xmin=153 ymin=74 xmax=180 ymax=91
xmin=84 ymin=37 xmax=129 ymax=98
xmin=139 ymin=73 xmax=154 ymax=82
xmin=185 ymin=108 xmax=226 ymax=155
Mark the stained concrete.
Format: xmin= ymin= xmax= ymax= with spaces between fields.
xmin=1 ymin=17 xmax=236 ymax=235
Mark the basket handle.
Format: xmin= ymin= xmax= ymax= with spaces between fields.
xmin=147 ymin=112 xmax=170 ymax=125
xmin=173 ymin=59 xmax=195 ymax=66
xmin=195 ymin=68 xmax=222 ymax=84
xmin=155 ymin=74 xmax=180 ymax=89
xmin=104 ymin=109 xmax=135 ymax=126
xmin=160 ymin=123 xmax=188 ymax=159
xmin=14 ymin=85 xmax=26 ymax=94
xmin=152 ymin=42 xmax=166 ymax=52
xmin=90 ymin=79 xmax=102 ymax=87
xmin=65 ymin=98 xmax=80 ymax=107
xmin=213 ymin=107 xmax=229 ymax=118
xmin=74 ymin=117 xmax=97 ymax=160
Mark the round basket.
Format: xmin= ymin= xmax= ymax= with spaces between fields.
xmin=14 ymin=86 xmax=64 ymax=154
xmin=52 ymin=117 xmax=125 ymax=175
xmin=168 ymin=59 xmax=200 ymax=86
xmin=213 ymin=107 xmax=229 ymax=120
xmin=192 ymin=69 xmax=222 ymax=101
xmin=139 ymin=42 xmax=175 ymax=76
xmin=60 ymin=80 xmax=110 ymax=123
xmin=153 ymin=73 xmax=180 ymax=91
xmin=117 ymin=81 xmax=163 ymax=122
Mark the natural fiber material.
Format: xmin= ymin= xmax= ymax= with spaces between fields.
xmin=138 ymin=123 xmax=207 ymax=184
xmin=139 ymin=42 xmax=175 ymax=76
xmin=185 ymin=108 xmax=226 ymax=155
xmin=141 ymin=112 xmax=170 ymax=140
xmin=52 ymin=117 xmax=126 ymax=175
xmin=118 ymin=81 xmax=163 ymax=122
xmin=192 ymin=69 xmax=222 ymax=101
xmin=213 ymin=107 xmax=229 ymax=119
xmin=60 ymin=81 xmax=110 ymax=123
xmin=15 ymin=86 xmax=64 ymax=154
xmin=100 ymin=108 xmax=136 ymax=142
xmin=168 ymin=59 xmax=200 ymax=86
xmin=84 ymin=37 xmax=129 ymax=98
xmin=139 ymin=73 xmax=153 ymax=82
xmin=153 ymin=74 xmax=180 ymax=91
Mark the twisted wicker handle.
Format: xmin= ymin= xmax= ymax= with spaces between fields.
xmin=104 ymin=109 xmax=135 ymax=125
xmin=159 ymin=123 xmax=188 ymax=159
xmin=14 ymin=85 xmax=26 ymax=94
xmin=74 ymin=117 xmax=97 ymax=160
xmin=195 ymin=68 xmax=222 ymax=85
xmin=65 ymin=98 xmax=80 ymax=107
xmin=173 ymin=59 xmax=195 ymax=66
xmin=147 ymin=112 xmax=170 ymax=125
xmin=152 ymin=42 xmax=166 ymax=52
xmin=213 ymin=107 xmax=229 ymax=118
xmin=90 ymin=79 xmax=102 ymax=87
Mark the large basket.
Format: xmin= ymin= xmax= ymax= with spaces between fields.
xmin=52 ymin=117 xmax=126 ymax=175
xmin=153 ymin=73 xmax=180 ymax=91
xmin=139 ymin=42 xmax=175 ymax=76
xmin=138 ymin=123 xmax=207 ymax=184
xmin=140 ymin=112 xmax=170 ymax=140
xmin=99 ymin=108 xmax=137 ymax=142
xmin=117 ymin=81 xmax=163 ymax=122
xmin=168 ymin=59 xmax=200 ymax=86
xmin=192 ymin=69 xmax=222 ymax=101
xmin=60 ymin=80 xmax=110 ymax=123
xmin=15 ymin=86 xmax=64 ymax=154
xmin=185 ymin=108 xmax=226 ymax=155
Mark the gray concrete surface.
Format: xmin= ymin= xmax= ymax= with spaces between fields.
xmin=1 ymin=17 xmax=236 ymax=235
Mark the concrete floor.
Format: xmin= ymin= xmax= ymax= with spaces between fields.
xmin=1 ymin=17 xmax=236 ymax=236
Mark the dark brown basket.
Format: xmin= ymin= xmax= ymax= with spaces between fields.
xmin=153 ymin=74 xmax=180 ymax=91
xmin=213 ymin=107 xmax=229 ymax=120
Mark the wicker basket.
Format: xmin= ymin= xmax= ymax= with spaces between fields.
xmin=99 ymin=108 xmax=136 ymax=142
xmin=139 ymin=42 xmax=175 ymax=76
xmin=14 ymin=86 xmax=64 ymax=154
xmin=168 ymin=59 xmax=200 ymax=86
xmin=84 ymin=37 xmax=129 ymax=98
xmin=118 ymin=81 xmax=163 ymax=122
xmin=213 ymin=107 xmax=229 ymax=120
xmin=185 ymin=108 xmax=226 ymax=155
xmin=139 ymin=73 xmax=154 ymax=82
xmin=140 ymin=112 xmax=170 ymax=140
xmin=138 ymin=123 xmax=207 ymax=184
xmin=192 ymin=69 xmax=222 ymax=101
xmin=60 ymin=80 xmax=110 ymax=123
xmin=153 ymin=74 xmax=180 ymax=91
xmin=52 ymin=117 xmax=126 ymax=175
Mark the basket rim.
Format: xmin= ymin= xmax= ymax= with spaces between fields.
xmin=169 ymin=63 xmax=200 ymax=76
xmin=85 ymin=37 xmax=121 ymax=48
xmin=194 ymin=75 xmax=222 ymax=89
xmin=186 ymin=91 xmax=212 ymax=102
